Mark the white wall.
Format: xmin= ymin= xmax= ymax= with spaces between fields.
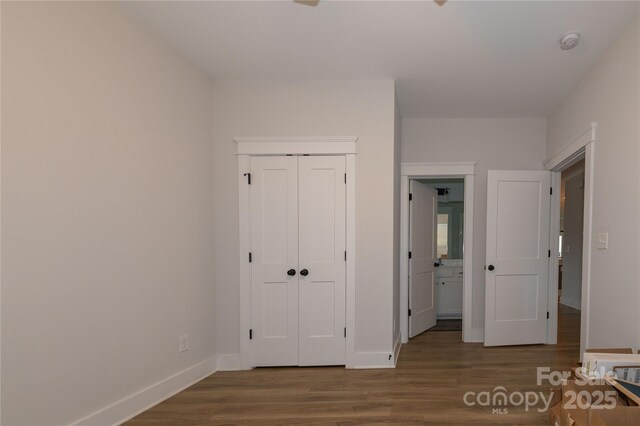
xmin=548 ymin=17 xmax=640 ymax=350
xmin=211 ymin=81 xmax=398 ymax=361
xmin=402 ymin=118 xmax=547 ymax=337
xmin=1 ymin=3 xmax=215 ymax=424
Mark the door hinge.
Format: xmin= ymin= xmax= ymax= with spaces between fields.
xmin=408 ymin=308 xmax=412 ymax=317
xmin=409 ymin=193 xmax=413 ymax=201
xmin=249 ymin=252 xmax=252 ymax=263
xmin=344 ymin=251 xmax=347 ymax=261
xmin=249 ymin=329 xmax=253 ymax=339
xmin=408 ymin=251 xmax=412 ymax=259
xmin=550 ymin=187 xmax=553 ymax=195
xmin=344 ymin=327 xmax=346 ymax=338
xmin=547 ymin=312 xmax=549 ymax=319
xmin=548 ymin=250 xmax=551 ymax=258
xmin=244 ymin=173 xmax=251 ymax=185
xmin=344 ymin=173 xmax=347 ymax=184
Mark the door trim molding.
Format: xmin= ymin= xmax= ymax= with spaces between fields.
xmin=545 ymin=122 xmax=596 ymax=358
xmin=544 ymin=125 xmax=595 ymax=171
xmin=236 ymin=137 xmax=357 ymax=369
xmin=400 ymin=162 xmax=476 ymax=343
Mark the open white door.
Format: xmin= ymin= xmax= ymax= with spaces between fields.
xmin=485 ymin=170 xmax=551 ymax=347
xmin=409 ymin=180 xmax=438 ymax=338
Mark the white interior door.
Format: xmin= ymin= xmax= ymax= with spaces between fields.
xmin=298 ymin=156 xmax=346 ymax=365
xmin=409 ymin=180 xmax=438 ymax=338
xmin=251 ymin=155 xmax=346 ymax=366
xmin=250 ymin=156 xmax=299 ymax=366
xmin=485 ymin=170 xmax=551 ymax=347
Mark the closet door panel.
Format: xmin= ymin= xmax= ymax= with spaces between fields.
xmin=250 ymin=156 xmax=299 ymax=366
xmin=298 ymin=156 xmax=346 ymax=366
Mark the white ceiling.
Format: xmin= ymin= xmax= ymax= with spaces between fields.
xmin=122 ymin=1 xmax=639 ymax=118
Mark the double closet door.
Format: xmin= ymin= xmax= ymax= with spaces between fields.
xmin=250 ymin=155 xmax=346 ymax=366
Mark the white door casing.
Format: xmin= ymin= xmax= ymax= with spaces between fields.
xmin=545 ymin=124 xmax=596 ymax=358
xmin=236 ymin=137 xmax=356 ymax=370
xmin=485 ymin=170 xmax=551 ymax=347
xmin=409 ymin=180 xmax=438 ymax=338
xmin=298 ymin=156 xmax=346 ymax=365
xmin=399 ymin=162 xmax=476 ymax=344
xmin=250 ymin=156 xmax=299 ymax=366
xmin=250 ymin=155 xmax=346 ymax=366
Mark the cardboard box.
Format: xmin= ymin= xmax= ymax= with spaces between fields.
xmin=582 ymin=353 xmax=640 ymax=379
xmin=549 ymin=386 xmax=562 ymax=407
xmin=561 ymin=380 xmax=627 ymax=426
xmin=549 ymin=402 xmax=563 ymax=426
xmin=590 ymin=406 xmax=640 ymax=426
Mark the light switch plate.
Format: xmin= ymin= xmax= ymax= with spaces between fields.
xmin=596 ymin=232 xmax=608 ymax=250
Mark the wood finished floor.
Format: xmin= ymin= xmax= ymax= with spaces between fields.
xmin=128 ymin=305 xmax=580 ymax=425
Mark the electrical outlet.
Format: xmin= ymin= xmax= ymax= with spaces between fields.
xmin=179 ymin=334 xmax=190 ymax=353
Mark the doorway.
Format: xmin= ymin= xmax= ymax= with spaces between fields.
xmin=414 ymin=178 xmax=464 ymax=335
xmin=545 ymin=123 xmax=596 ymax=357
xmin=557 ymin=159 xmax=585 ymax=345
xmin=399 ymin=162 xmax=476 ymax=344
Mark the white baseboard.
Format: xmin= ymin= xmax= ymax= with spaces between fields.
xmin=392 ymin=333 xmax=402 ymax=367
xmin=216 ymin=353 xmax=242 ymax=371
xmin=72 ymin=357 xmax=217 ymax=426
xmin=560 ymin=296 xmax=582 ymax=310
xmin=353 ymin=350 xmax=396 ymax=369
xmin=470 ymin=328 xmax=484 ymax=342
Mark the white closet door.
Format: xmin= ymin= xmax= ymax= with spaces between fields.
xmin=298 ymin=156 xmax=346 ymax=365
xmin=485 ymin=170 xmax=551 ymax=347
xmin=409 ymin=180 xmax=438 ymax=337
xmin=250 ymin=156 xmax=299 ymax=366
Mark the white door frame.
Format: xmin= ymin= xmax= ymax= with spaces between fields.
xmin=545 ymin=123 xmax=596 ymax=357
xmin=235 ymin=137 xmax=357 ymax=370
xmin=400 ymin=162 xmax=476 ymax=343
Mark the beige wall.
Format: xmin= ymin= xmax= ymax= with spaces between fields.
xmin=211 ymin=80 xmax=397 ymax=358
xmin=401 ymin=118 xmax=547 ymax=337
xmin=548 ymin=17 xmax=640 ymax=350
xmin=1 ymin=2 xmax=215 ymax=424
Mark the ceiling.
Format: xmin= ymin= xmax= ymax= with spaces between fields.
xmin=122 ymin=1 xmax=639 ymax=118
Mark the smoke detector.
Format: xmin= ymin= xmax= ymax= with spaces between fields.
xmin=560 ymin=32 xmax=580 ymax=50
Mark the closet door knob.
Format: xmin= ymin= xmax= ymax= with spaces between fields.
xmin=287 ymin=269 xmax=296 ymax=276
xmin=300 ymin=269 xmax=309 ymax=276
xmin=488 ymin=265 xmax=495 ymax=271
